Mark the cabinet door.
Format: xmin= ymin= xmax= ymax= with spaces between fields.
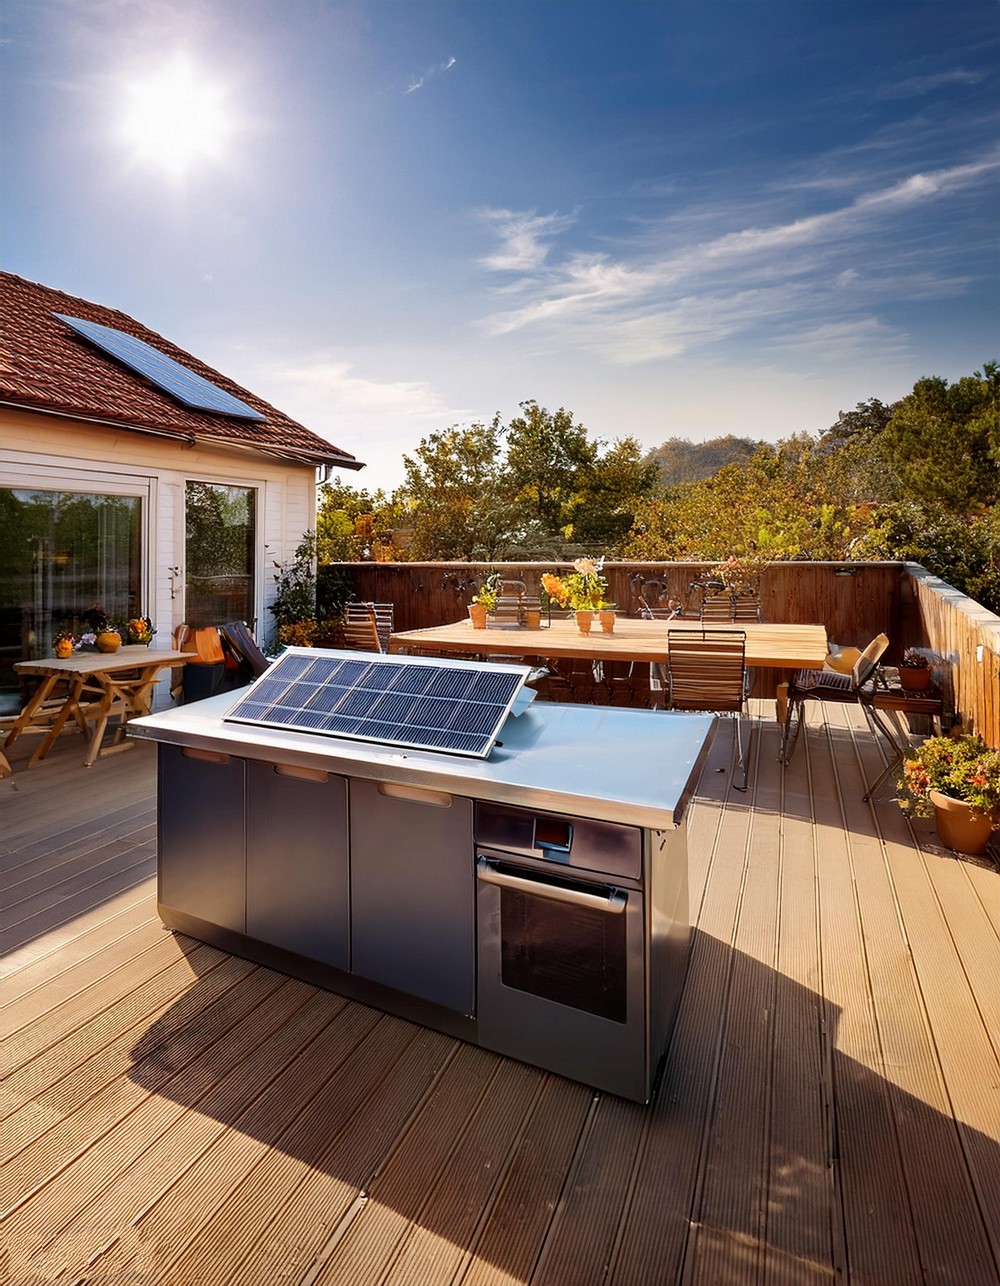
xmin=349 ymin=779 xmax=474 ymax=1015
xmin=246 ymin=761 xmax=349 ymax=969
xmin=158 ymin=745 xmax=245 ymax=932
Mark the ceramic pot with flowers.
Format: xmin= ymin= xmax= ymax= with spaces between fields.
xmin=599 ymin=607 xmax=616 ymax=633
xmin=468 ymin=603 xmax=488 ymax=630
xmin=898 ymin=733 xmax=1000 ymax=856
xmin=54 ymin=636 xmax=75 ymax=659
xmin=96 ymin=629 xmax=122 ymax=653
xmin=898 ymin=648 xmax=932 ymax=692
xmin=575 ymin=610 xmax=594 ymax=635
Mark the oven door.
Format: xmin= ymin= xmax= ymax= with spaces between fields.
xmin=476 ymin=852 xmax=648 ymax=1101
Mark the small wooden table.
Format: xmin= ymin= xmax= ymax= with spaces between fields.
xmin=6 ymin=648 xmax=195 ymax=768
xmin=389 ymin=616 xmax=830 ymax=671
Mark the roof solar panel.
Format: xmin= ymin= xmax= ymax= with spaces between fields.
xmin=55 ymin=313 xmax=266 ymax=421
xmin=223 ymin=648 xmax=533 ymax=758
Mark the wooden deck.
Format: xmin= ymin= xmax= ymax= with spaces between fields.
xmin=3 ymin=705 xmax=998 ymax=1286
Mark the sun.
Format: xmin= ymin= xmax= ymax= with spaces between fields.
xmin=120 ymin=55 xmax=234 ymax=177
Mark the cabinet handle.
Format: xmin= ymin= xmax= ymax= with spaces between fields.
xmin=476 ymin=858 xmax=627 ymax=913
xmin=181 ymin=747 xmax=230 ymax=764
xmin=377 ymin=781 xmax=452 ymax=808
xmin=274 ymin=763 xmax=329 ymax=783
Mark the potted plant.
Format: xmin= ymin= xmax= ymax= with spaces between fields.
xmin=898 ymin=648 xmax=933 ymax=692
xmin=898 ymin=733 xmax=1000 ymax=855
xmin=80 ymin=605 xmax=122 ymax=654
xmin=469 ymin=571 xmax=502 ymax=629
xmin=543 ymin=559 xmax=609 ymax=634
xmin=126 ymin=615 xmax=154 ymax=646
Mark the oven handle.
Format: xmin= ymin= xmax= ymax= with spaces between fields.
xmin=476 ymin=857 xmax=627 ymax=914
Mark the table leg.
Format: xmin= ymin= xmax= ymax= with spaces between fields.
xmin=4 ymin=674 xmax=60 ymax=750
xmin=29 ymin=676 xmax=86 ymax=767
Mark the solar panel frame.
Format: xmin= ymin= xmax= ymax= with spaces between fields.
xmin=223 ymin=648 xmax=533 ymax=758
xmin=55 ymin=313 xmax=266 ymax=421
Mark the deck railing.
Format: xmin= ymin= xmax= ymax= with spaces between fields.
xmin=325 ymin=560 xmax=1000 ymax=743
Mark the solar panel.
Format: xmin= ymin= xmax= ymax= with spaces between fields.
xmin=55 ymin=313 xmax=266 ymax=421
xmin=223 ymin=648 xmax=533 ymax=758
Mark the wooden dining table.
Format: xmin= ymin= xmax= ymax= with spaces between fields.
xmin=6 ymin=647 xmax=195 ymax=769
xmin=389 ymin=616 xmax=830 ymax=671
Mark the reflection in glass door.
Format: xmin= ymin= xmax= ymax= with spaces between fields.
xmin=0 ymin=488 xmax=142 ymax=710
xmin=185 ymin=482 xmax=255 ymax=628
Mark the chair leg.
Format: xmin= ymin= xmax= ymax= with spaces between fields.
xmin=733 ymin=713 xmax=748 ymax=792
xmin=779 ymin=698 xmax=803 ymax=764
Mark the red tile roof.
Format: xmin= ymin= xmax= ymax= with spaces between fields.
xmin=0 ymin=272 xmax=363 ymax=471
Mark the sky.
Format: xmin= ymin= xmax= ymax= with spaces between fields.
xmin=3 ymin=0 xmax=998 ymax=493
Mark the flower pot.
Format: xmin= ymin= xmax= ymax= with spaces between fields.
xmin=575 ymin=610 xmax=594 ymax=635
xmin=468 ymin=603 xmax=488 ymax=630
xmin=899 ymin=666 xmax=932 ymax=692
xmin=95 ymin=631 xmax=121 ymax=654
xmin=929 ymin=789 xmax=996 ymax=856
xmin=599 ymin=609 xmax=616 ymax=633
xmin=525 ymin=609 xmax=541 ymax=630
xmin=54 ymin=639 xmax=74 ymax=659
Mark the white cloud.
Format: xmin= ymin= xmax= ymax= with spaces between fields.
xmin=405 ymin=55 xmax=456 ymax=94
xmin=875 ymin=68 xmax=986 ymax=100
xmin=476 ymin=207 xmax=577 ymax=272
xmin=474 ymin=150 xmax=1000 ymax=365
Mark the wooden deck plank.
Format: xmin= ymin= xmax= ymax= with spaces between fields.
xmin=1 ymin=706 xmax=997 ymax=1286
xmin=806 ymin=708 xmax=925 ymax=1285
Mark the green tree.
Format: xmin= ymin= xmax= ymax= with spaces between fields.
xmin=401 ymin=418 xmax=521 ymax=560
xmin=646 ymin=435 xmax=761 ymax=486
xmin=505 ymin=401 xmax=598 ymax=537
xmin=317 ymin=478 xmax=404 ymax=562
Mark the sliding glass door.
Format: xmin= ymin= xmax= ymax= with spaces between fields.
xmin=0 ymin=488 xmax=142 ymax=710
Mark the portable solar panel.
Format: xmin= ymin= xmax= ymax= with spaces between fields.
xmin=55 ymin=313 xmax=266 ymax=421
xmin=223 ymin=648 xmax=533 ymax=758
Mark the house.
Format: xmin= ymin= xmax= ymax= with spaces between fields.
xmin=0 ymin=271 xmax=362 ymax=712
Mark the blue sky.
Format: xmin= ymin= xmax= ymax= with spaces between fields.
xmin=4 ymin=0 xmax=998 ymax=491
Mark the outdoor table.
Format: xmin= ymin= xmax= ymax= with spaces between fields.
xmin=389 ymin=616 xmax=830 ymax=671
xmin=6 ymin=647 xmax=195 ymax=768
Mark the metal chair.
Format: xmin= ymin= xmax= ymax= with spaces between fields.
xmin=778 ymin=633 xmax=890 ymax=770
xmin=665 ymin=628 xmax=751 ymax=791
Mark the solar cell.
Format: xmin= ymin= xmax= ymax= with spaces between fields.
xmin=55 ymin=313 xmax=266 ymax=421
xmin=223 ymin=648 xmax=533 ymax=758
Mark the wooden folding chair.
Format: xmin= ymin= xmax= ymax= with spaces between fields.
xmin=779 ymin=633 xmax=890 ymax=772
xmin=340 ymin=603 xmax=383 ymax=652
xmin=665 ymin=628 xmax=751 ymax=790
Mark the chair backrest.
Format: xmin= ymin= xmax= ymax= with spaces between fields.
xmin=730 ymin=594 xmax=762 ymax=622
xmin=340 ymin=603 xmax=382 ymax=653
xmin=219 ymin=621 xmax=270 ymax=678
xmin=700 ymin=593 xmax=735 ymax=621
xmin=852 ymin=633 xmax=889 ymax=688
xmin=666 ymin=629 xmax=747 ymax=713
xmin=344 ymin=601 xmax=393 ymax=652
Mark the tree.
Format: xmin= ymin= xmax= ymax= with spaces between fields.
xmin=504 ymin=402 xmax=598 ymax=536
xmin=646 ymin=435 xmax=761 ymax=486
xmin=401 ymin=418 xmax=522 ymax=560
xmin=317 ymin=478 xmax=404 ymax=562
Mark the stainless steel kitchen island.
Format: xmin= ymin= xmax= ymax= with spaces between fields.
xmin=130 ymin=651 xmax=716 ymax=1103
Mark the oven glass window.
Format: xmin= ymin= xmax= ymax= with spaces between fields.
xmin=499 ymin=886 xmax=627 ymax=1023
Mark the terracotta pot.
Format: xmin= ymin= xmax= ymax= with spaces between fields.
xmin=525 ymin=609 xmax=541 ymax=630
xmin=899 ymin=666 xmax=932 ymax=692
xmin=929 ymin=789 xmax=996 ymax=855
xmin=575 ymin=610 xmax=594 ymax=635
xmin=599 ymin=609 xmax=616 ymax=634
xmin=468 ymin=603 xmax=488 ymax=630
xmin=95 ymin=631 xmax=121 ymax=653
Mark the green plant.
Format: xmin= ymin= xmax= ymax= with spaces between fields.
xmin=268 ymin=534 xmax=318 ymax=632
xmin=472 ymin=570 xmax=503 ymax=611
xmin=898 ymin=733 xmax=1000 ymax=819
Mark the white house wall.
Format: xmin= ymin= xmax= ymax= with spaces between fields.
xmin=1 ymin=407 xmax=321 ymax=706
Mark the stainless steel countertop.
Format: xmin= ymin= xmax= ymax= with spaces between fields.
xmin=129 ymin=693 xmax=716 ymax=830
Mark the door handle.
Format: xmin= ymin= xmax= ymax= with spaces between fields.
xmin=476 ymin=858 xmax=627 ymax=913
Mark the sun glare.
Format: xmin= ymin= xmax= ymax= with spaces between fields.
xmin=120 ymin=55 xmax=234 ymax=177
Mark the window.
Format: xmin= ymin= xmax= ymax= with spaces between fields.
xmin=0 ymin=488 xmax=142 ymax=709
xmin=185 ymin=482 xmax=256 ymax=628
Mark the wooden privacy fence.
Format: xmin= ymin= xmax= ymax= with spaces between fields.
xmin=324 ymin=561 xmax=999 ymax=743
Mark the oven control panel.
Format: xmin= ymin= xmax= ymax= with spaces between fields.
xmin=473 ymin=801 xmax=642 ymax=881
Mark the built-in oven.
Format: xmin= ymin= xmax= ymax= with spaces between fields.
xmin=475 ymin=801 xmax=649 ymax=1101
